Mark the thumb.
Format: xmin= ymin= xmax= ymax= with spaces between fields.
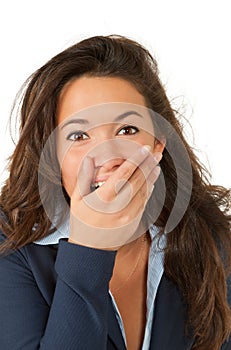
xmin=74 ymin=156 xmax=95 ymax=200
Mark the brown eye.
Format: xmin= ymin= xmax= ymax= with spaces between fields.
xmin=67 ymin=131 xmax=89 ymax=141
xmin=117 ymin=125 xmax=139 ymax=135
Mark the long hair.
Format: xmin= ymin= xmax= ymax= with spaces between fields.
xmin=0 ymin=35 xmax=230 ymax=349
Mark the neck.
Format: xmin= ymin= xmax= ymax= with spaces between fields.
xmin=109 ymin=232 xmax=151 ymax=293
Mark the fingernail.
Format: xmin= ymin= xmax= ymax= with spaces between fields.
xmin=153 ymin=165 xmax=161 ymax=175
xmin=153 ymin=152 xmax=162 ymax=163
xmin=141 ymin=145 xmax=151 ymax=154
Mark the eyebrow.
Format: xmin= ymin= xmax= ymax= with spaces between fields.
xmin=114 ymin=110 xmax=143 ymax=121
xmin=60 ymin=110 xmax=143 ymax=129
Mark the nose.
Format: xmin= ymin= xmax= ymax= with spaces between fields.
xmin=90 ymin=139 xmax=128 ymax=177
xmin=93 ymin=157 xmax=125 ymax=182
xmin=95 ymin=146 xmax=125 ymax=171
xmin=91 ymin=139 xmax=125 ymax=166
xmin=99 ymin=157 xmax=124 ymax=171
xmin=88 ymin=138 xmax=141 ymax=180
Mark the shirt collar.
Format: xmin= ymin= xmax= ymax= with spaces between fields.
xmin=34 ymin=220 xmax=162 ymax=246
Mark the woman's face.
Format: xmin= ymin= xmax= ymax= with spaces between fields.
xmin=56 ymin=76 xmax=164 ymax=197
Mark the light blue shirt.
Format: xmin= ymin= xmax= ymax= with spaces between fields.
xmin=35 ymin=223 xmax=166 ymax=349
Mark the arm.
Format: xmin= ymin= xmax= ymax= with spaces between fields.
xmin=0 ymin=236 xmax=116 ymax=350
xmin=41 ymin=240 xmax=116 ymax=349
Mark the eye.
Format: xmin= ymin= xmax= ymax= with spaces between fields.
xmin=66 ymin=131 xmax=89 ymax=141
xmin=117 ymin=125 xmax=139 ymax=136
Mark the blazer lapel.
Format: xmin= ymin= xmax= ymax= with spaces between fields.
xmin=149 ymin=274 xmax=194 ymax=350
xmin=107 ymin=298 xmax=126 ymax=349
xmin=107 ymin=274 xmax=194 ymax=350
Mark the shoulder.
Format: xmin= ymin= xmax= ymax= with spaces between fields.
xmin=0 ymin=229 xmax=56 ymax=269
xmin=0 ymin=229 xmax=58 ymax=271
xmin=0 ymin=227 xmax=57 ymax=257
xmin=0 ymin=231 xmax=59 ymax=304
xmin=0 ymin=230 xmax=30 ymax=269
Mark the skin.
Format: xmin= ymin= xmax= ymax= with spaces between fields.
xmin=56 ymin=76 xmax=164 ymax=248
xmin=56 ymin=76 xmax=165 ymax=349
xmin=56 ymin=76 xmax=165 ymax=247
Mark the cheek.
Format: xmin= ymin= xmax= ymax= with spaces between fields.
xmin=60 ymin=149 xmax=83 ymax=197
xmin=136 ymin=132 xmax=155 ymax=150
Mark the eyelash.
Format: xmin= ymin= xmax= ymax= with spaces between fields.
xmin=117 ymin=125 xmax=139 ymax=136
xmin=66 ymin=125 xmax=139 ymax=142
xmin=66 ymin=131 xmax=89 ymax=142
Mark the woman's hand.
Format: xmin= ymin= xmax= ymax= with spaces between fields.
xmin=69 ymin=145 xmax=162 ymax=249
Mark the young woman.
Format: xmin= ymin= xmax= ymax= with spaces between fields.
xmin=0 ymin=35 xmax=230 ymax=350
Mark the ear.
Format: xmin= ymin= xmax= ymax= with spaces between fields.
xmin=153 ymin=136 xmax=165 ymax=154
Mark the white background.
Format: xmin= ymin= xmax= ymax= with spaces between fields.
xmin=0 ymin=0 xmax=230 ymax=188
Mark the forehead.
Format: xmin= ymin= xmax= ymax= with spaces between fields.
xmin=57 ymin=76 xmax=147 ymax=125
xmin=57 ymin=102 xmax=154 ymax=133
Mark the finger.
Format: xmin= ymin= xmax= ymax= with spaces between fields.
xmin=103 ymin=145 xmax=151 ymax=193
xmin=115 ymin=150 xmax=162 ymax=194
xmin=74 ymin=156 xmax=95 ymax=200
xmin=98 ymin=164 xmax=159 ymax=215
xmin=126 ymin=152 xmax=162 ymax=195
xmin=110 ymin=152 xmax=161 ymax=203
xmin=81 ymin=150 xmax=162 ymax=215
xmin=123 ymin=165 xmax=161 ymax=219
xmin=146 ymin=165 xmax=161 ymax=188
xmin=146 ymin=165 xmax=161 ymax=199
xmin=97 ymin=146 xmax=159 ymax=200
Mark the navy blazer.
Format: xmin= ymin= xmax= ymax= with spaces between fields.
xmin=0 ymin=233 xmax=230 ymax=350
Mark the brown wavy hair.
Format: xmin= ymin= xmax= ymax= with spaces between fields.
xmin=0 ymin=35 xmax=230 ymax=349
